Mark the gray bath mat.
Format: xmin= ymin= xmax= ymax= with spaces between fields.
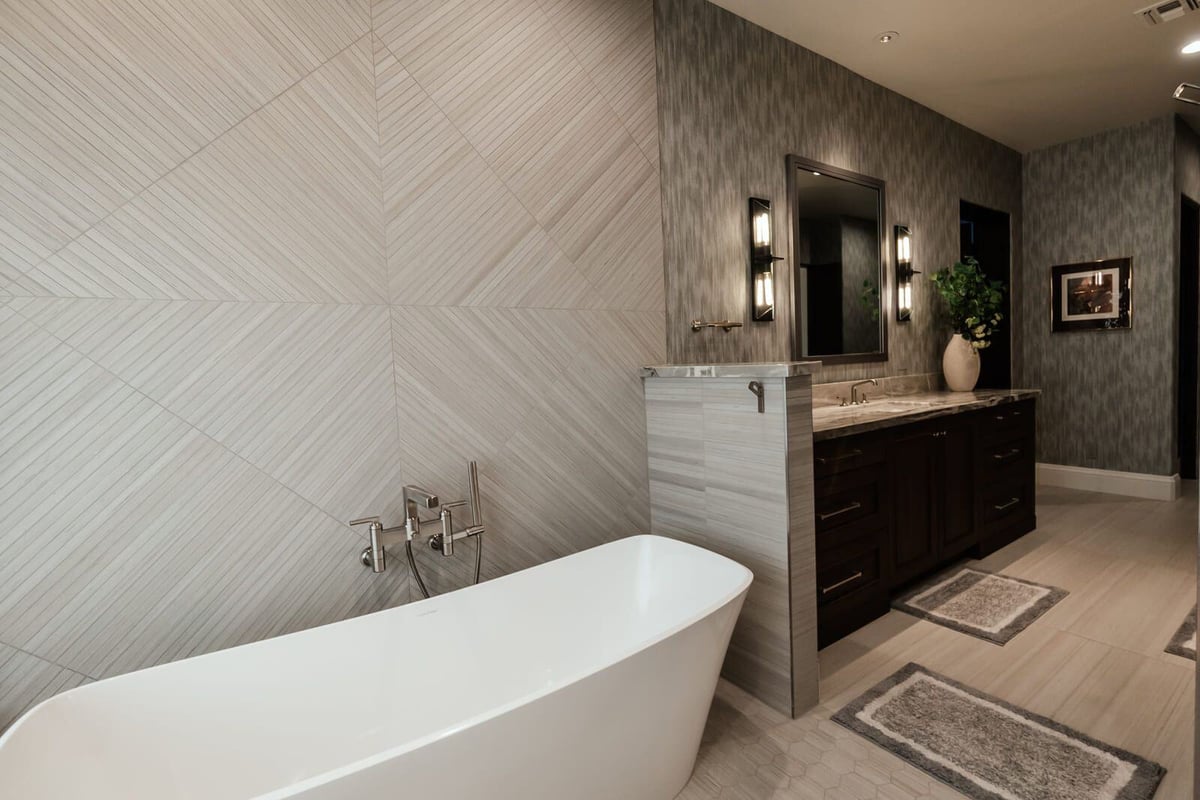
xmin=833 ymin=663 xmax=1166 ymax=800
xmin=893 ymin=565 xmax=1067 ymax=644
xmin=1166 ymin=606 xmax=1196 ymax=660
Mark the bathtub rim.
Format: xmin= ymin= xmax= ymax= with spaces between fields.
xmin=0 ymin=534 xmax=752 ymax=800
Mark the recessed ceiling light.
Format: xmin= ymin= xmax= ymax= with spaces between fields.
xmin=1184 ymin=39 xmax=1200 ymax=54
xmin=812 ymin=171 xmax=821 ymax=176
xmin=878 ymin=31 xmax=899 ymax=44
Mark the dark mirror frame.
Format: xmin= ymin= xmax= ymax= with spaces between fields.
xmin=786 ymin=154 xmax=888 ymax=365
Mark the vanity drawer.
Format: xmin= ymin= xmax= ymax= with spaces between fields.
xmin=978 ymin=435 xmax=1035 ymax=481
xmin=814 ymin=464 xmax=885 ymax=535
xmin=814 ymin=437 xmax=885 ymax=478
xmin=979 ymin=401 xmax=1034 ymax=446
xmin=816 ymin=544 xmax=882 ymax=606
xmin=979 ymin=477 xmax=1035 ymax=530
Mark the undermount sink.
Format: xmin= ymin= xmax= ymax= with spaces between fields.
xmin=811 ymin=400 xmax=934 ymax=419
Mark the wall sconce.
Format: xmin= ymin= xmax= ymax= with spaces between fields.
xmin=895 ymin=224 xmax=918 ymax=322
xmin=749 ymin=197 xmax=783 ymax=322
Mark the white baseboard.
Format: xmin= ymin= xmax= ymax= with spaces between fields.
xmin=1036 ymin=463 xmax=1182 ymax=501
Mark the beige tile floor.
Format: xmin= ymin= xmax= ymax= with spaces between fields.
xmin=678 ymin=484 xmax=1198 ymax=800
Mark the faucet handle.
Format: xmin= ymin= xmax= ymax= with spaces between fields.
xmin=349 ymin=516 xmax=381 ymax=527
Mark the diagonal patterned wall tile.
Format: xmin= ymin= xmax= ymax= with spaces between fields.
xmin=0 ymin=306 xmax=408 ymax=679
xmin=13 ymin=37 xmax=385 ymax=302
xmin=8 ymin=298 xmax=404 ymax=527
xmin=394 ymin=309 xmax=665 ymax=593
xmin=0 ymin=0 xmax=370 ymax=284
xmin=390 ymin=306 xmax=583 ymax=490
xmin=537 ymin=0 xmax=659 ymax=167
xmin=480 ymin=310 xmax=665 ymax=574
xmin=374 ymin=0 xmax=653 ymax=262
xmin=572 ymin=172 xmax=665 ymax=311
xmin=0 ymin=644 xmax=90 ymax=732
xmin=375 ymin=37 xmax=599 ymax=308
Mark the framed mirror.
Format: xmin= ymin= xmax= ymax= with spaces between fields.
xmin=786 ymin=155 xmax=887 ymax=364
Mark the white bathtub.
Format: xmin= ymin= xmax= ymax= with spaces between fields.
xmin=0 ymin=534 xmax=750 ymax=799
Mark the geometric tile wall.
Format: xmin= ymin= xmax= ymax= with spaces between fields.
xmin=0 ymin=0 xmax=664 ymax=731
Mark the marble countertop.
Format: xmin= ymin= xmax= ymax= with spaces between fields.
xmin=642 ymin=361 xmax=821 ymax=379
xmin=812 ymin=389 xmax=1040 ymax=441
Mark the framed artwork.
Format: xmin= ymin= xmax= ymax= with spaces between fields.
xmin=1050 ymin=257 xmax=1131 ymax=332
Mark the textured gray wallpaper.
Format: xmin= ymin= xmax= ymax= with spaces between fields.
xmin=0 ymin=0 xmax=663 ymax=730
xmin=654 ymin=0 xmax=1023 ymax=384
xmin=1017 ymin=117 xmax=1175 ymax=475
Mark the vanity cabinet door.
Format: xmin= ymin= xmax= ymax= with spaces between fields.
xmin=887 ymin=427 xmax=940 ymax=586
xmin=938 ymin=417 xmax=977 ymax=558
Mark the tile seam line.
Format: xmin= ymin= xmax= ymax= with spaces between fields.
xmin=9 ymin=30 xmax=374 ymax=290
xmin=3 ymin=302 xmax=376 ymax=552
xmin=371 ymin=35 xmax=611 ymax=307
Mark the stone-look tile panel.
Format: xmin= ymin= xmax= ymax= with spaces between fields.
xmin=1017 ymin=117 xmax=1175 ymax=475
xmin=0 ymin=0 xmax=664 ymax=731
xmin=0 ymin=645 xmax=90 ymax=733
xmin=13 ymin=38 xmax=385 ymax=302
xmin=7 ymin=298 xmax=406 ymax=526
xmin=0 ymin=0 xmax=369 ymax=284
xmin=377 ymin=0 xmax=665 ymax=596
xmin=0 ymin=307 xmax=408 ymax=681
xmin=538 ymin=0 xmax=660 ymax=166
xmin=646 ymin=375 xmax=817 ymax=718
xmin=374 ymin=37 xmax=599 ymax=309
xmin=654 ymin=0 xmax=1022 ymax=384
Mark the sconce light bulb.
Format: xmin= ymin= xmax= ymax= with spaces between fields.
xmin=753 ymin=211 xmax=771 ymax=248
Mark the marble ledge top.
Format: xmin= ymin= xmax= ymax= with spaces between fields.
xmin=642 ymin=361 xmax=820 ymax=379
xmin=813 ymin=389 xmax=1040 ymax=441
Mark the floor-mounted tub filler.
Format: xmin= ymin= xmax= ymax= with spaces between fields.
xmin=0 ymin=535 xmax=751 ymax=799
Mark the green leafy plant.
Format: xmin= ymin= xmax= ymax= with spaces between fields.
xmin=930 ymin=256 xmax=1005 ymax=350
xmin=860 ymin=279 xmax=881 ymax=321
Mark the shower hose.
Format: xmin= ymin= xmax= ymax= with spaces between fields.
xmin=405 ymin=536 xmax=482 ymax=599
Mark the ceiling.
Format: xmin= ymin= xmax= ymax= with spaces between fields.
xmin=709 ymin=0 xmax=1200 ymax=152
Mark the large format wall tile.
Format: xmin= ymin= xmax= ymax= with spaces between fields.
xmin=12 ymin=37 xmax=384 ymax=302
xmin=7 ymin=298 xmax=405 ymax=525
xmin=392 ymin=308 xmax=664 ymax=595
xmin=375 ymin=37 xmax=599 ymax=309
xmin=538 ymin=0 xmax=659 ymax=166
xmin=0 ymin=0 xmax=369 ymax=284
xmin=375 ymin=0 xmax=657 ymax=280
xmin=0 ymin=307 xmax=408 ymax=678
xmin=0 ymin=644 xmax=89 ymax=732
xmin=0 ymin=0 xmax=664 ymax=733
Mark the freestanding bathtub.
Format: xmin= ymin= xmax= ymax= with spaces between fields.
xmin=0 ymin=534 xmax=751 ymax=799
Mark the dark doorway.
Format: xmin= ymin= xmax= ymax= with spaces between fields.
xmin=959 ymin=201 xmax=1012 ymax=389
xmin=1178 ymin=196 xmax=1199 ymax=480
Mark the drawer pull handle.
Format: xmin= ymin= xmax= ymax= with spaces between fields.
xmin=816 ymin=448 xmax=863 ymax=465
xmin=818 ymin=501 xmax=862 ymax=521
xmin=992 ymin=448 xmax=1021 ymax=461
xmin=822 ymin=571 xmax=864 ymax=594
xmin=993 ymin=497 xmax=1020 ymax=511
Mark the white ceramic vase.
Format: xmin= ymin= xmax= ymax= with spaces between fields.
xmin=942 ymin=333 xmax=981 ymax=392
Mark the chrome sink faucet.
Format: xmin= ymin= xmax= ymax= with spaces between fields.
xmin=850 ymin=379 xmax=878 ymax=405
xmin=350 ymin=485 xmax=439 ymax=573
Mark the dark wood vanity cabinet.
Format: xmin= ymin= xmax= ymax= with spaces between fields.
xmin=814 ymin=399 xmax=1036 ymax=648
